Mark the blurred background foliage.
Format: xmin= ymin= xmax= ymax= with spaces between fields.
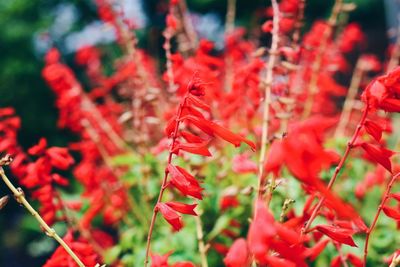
xmin=0 ymin=0 xmax=394 ymax=266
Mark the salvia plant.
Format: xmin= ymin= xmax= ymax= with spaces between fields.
xmin=1 ymin=0 xmax=400 ymax=266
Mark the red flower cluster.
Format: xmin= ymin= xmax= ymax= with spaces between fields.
xmin=43 ymin=231 xmax=100 ymax=267
xmin=155 ymin=77 xmax=255 ymax=232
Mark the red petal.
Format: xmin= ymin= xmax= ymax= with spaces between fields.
xmin=347 ymin=253 xmax=363 ymax=267
xmin=379 ymin=98 xmax=400 ymax=112
xmin=315 ymin=225 xmax=358 ymax=247
xmin=360 ymin=143 xmax=394 ymax=173
xmin=303 ymin=239 xmax=329 ymax=260
xmin=28 ymin=138 xmax=48 ymax=156
xmin=172 ymin=141 xmax=212 ymax=157
xmin=382 ymin=206 xmax=400 ymax=220
xmin=167 ymin=164 xmax=203 ymax=199
xmin=165 ymin=202 xmax=197 ymax=216
xmin=180 ymin=131 xmax=206 ymax=143
xmin=364 ymin=120 xmax=383 ymax=141
xmin=156 ymin=203 xmax=183 ymax=231
xmin=223 ymin=238 xmax=251 ymax=267
xmin=165 ymin=116 xmax=177 ymax=137
xmin=186 ymin=94 xmax=211 ymax=112
xmin=207 ymin=121 xmax=256 ymax=151
xmin=180 ymin=114 xmax=214 ymax=136
xmin=390 ymin=193 xmax=400 ymax=202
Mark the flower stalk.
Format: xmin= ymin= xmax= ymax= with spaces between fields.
xmin=257 ymin=0 xmax=280 ymax=200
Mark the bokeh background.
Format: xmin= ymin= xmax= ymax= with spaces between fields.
xmin=0 ymin=0 xmax=396 ymax=266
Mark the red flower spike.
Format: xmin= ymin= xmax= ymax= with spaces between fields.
xmin=165 ymin=202 xmax=197 ymax=216
xmin=382 ymin=206 xmax=400 ymax=220
xmin=156 ymin=203 xmax=183 ymax=231
xmin=315 ymin=225 xmax=358 ymax=247
xmin=364 ymin=120 xmax=383 ymax=142
xmin=223 ymin=238 xmax=251 ymax=267
xmin=360 ymin=143 xmax=394 ymax=173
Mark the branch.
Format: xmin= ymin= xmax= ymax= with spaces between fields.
xmin=334 ymin=58 xmax=365 ymax=137
xmin=256 ymin=0 xmax=280 ymax=200
xmin=0 ymin=157 xmax=86 ymax=267
xmin=195 ymin=210 xmax=208 ymax=267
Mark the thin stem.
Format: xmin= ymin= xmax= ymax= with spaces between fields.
xmin=256 ymin=0 xmax=280 ymax=200
xmin=144 ymin=97 xmax=187 ymax=266
xmin=178 ymin=0 xmax=198 ymax=50
xmin=302 ymin=0 xmax=343 ymax=118
xmin=292 ymin=0 xmax=306 ymax=49
xmin=195 ymin=212 xmax=208 ymax=267
xmin=223 ymin=0 xmax=236 ymax=92
xmin=164 ymin=27 xmax=176 ymax=93
xmin=302 ymin=107 xmax=369 ymax=234
xmin=335 ymin=58 xmax=365 ymax=137
xmin=225 ymin=0 xmax=236 ymax=34
xmin=390 ymin=253 xmax=400 ymax=267
xmin=387 ymin=23 xmax=400 ymax=72
xmin=334 ymin=242 xmax=349 ymax=267
xmin=0 ymin=166 xmax=86 ymax=267
xmin=363 ymin=173 xmax=399 ymax=266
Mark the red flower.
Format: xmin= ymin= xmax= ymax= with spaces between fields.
xmin=156 ymin=203 xmax=184 ymax=231
xmin=247 ymin=200 xmax=276 ymax=264
xmin=223 ymin=238 xmax=251 ymax=267
xmin=315 ymin=225 xmax=357 ymax=247
xmin=46 ymin=147 xmax=75 ymax=170
xmin=167 ymin=164 xmax=203 ymax=200
xmin=165 ymin=202 xmax=197 ymax=216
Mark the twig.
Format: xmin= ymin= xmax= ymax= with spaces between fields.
xmin=334 ymin=58 xmax=365 ymax=137
xmin=292 ymin=0 xmax=306 ymax=49
xmin=225 ymin=0 xmax=236 ymax=34
xmin=301 ymin=107 xmax=369 ymax=234
xmin=387 ymin=22 xmax=400 ymax=72
xmin=0 ymin=163 xmax=86 ymax=267
xmin=257 ymin=0 xmax=280 ymax=200
xmin=195 ymin=212 xmax=209 ymax=267
xmin=223 ymin=0 xmax=236 ymax=92
xmin=302 ymin=0 xmax=343 ymax=118
xmin=363 ymin=173 xmax=400 ymax=266
xmin=177 ymin=0 xmax=198 ymax=50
